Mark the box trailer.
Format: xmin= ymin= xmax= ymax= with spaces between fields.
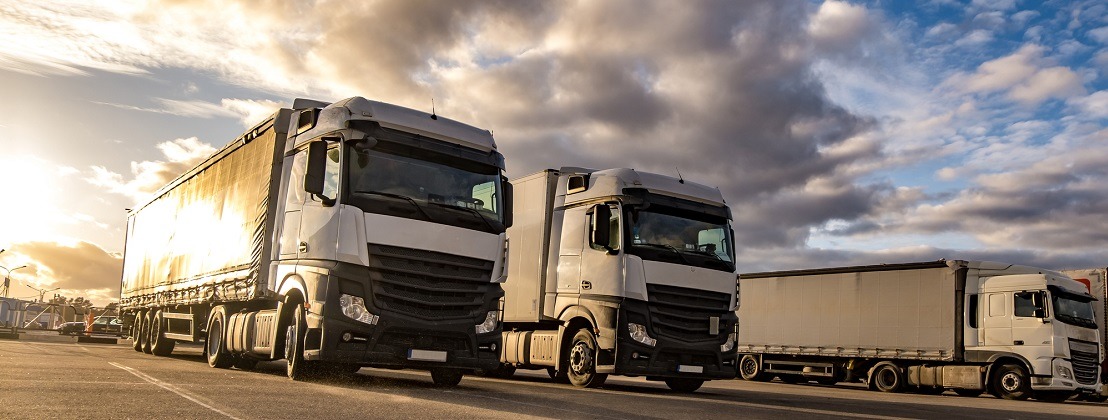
xmin=494 ymin=168 xmax=738 ymax=392
xmin=738 ymin=260 xmax=1102 ymax=401
xmin=120 ymin=97 xmax=512 ymax=386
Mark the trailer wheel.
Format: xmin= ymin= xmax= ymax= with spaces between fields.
xmin=871 ymin=363 xmax=904 ymax=393
xmin=990 ymin=363 xmax=1031 ymax=401
xmin=131 ymin=312 xmax=144 ymax=352
xmin=565 ymin=328 xmax=608 ymax=388
xmin=430 ymin=368 xmax=465 ymax=387
xmin=206 ymin=311 xmax=234 ymax=369
xmin=150 ymin=310 xmax=175 ymax=357
xmin=739 ymin=355 xmax=771 ymax=381
xmin=665 ymin=378 xmax=705 ymax=393
xmin=140 ymin=310 xmax=154 ymax=354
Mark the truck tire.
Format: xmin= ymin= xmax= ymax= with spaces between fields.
xmin=150 ymin=310 xmax=175 ymax=357
xmin=430 ymin=368 xmax=464 ymax=387
xmin=871 ymin=363 xmax=904 ymax=393
xmin=285 ymin=302 xmax=322 ymax=380
xmin=566 ymin=328 xmax=608 ymax=388
xmin=131 ymin=313 xmax=144 ymax=352
xmin=140 ymin=310 xmax=154 ymax=354
xmin=206 ymin=311 xmax=234 ymax=369
xmin=739 ymin=355 xmax=771 ymax=381
xmin=990 ymin=364 xmax=1031 ymax=401
xmin=665 ymin=378 xmax=705 ymax=393
xmin=547 ymin=367 xmax=568 ymax=383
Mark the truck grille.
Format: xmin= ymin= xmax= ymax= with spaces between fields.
xmin=645 ymin=284 xmax=731 ymax=343
xmin=368 ymin=244 xmax=495 ymax=321
xmin=1069 ymin=339 xmax=1099 ymax=386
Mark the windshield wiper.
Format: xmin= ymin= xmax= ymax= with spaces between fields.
xmin=426 ymin=201 xmax=497 ymax=231
xmin=355 ymin=190 xmax=434 ymax=222
xmin=635 ymin=243 xmax=692 ymax=265
xmin=685 ymin=248 xmax=725 ymax=261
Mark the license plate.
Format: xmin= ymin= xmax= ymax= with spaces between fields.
xmin=407 ymin=349 xmax=447 ymax=362
xmin=677 ymin=365 xmax=704 ymax=374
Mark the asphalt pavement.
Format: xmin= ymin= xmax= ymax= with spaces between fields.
xmin=1 ymin=338 xmax=1104 ymax=419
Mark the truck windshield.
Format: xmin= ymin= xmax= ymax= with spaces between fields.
xmin=627 ymin=206 xmax=734 ymax=272
xmin=1051 ymin=293 xmax=1097 ymax=329
xmin=345 ymin=142 xmax=504 ymax=233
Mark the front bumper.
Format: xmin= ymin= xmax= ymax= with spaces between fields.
xmin=1030 ymin=358 xmax=1101 ymax=393
xmin=614 ymin=299 xmax=737 ymax=380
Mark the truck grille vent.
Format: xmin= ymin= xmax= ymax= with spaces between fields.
xmin=368 ymin=244 xmax=495 ymax=321
xmin=646 ymin=284 xmax=731 ymax=343
xmin=1069 ymin=339 xmax=1099 ymax=386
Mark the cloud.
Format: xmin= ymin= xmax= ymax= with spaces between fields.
xmin=221 ymin=98 xmax=283 ymax=127
xmin=1068 ymin=90 xmax=1108 ymax=118
xmin=0 ymin=240 xmax=122 ymax=305
xmin=86 ymin=137 xmax=216 ymax=204
xmin=947 ymin=44 xmax=1086 ymax=105
xmin=1089 ymin=26 xmax=1108 ymax=44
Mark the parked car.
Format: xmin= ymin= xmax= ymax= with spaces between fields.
xmin=57 ymin=321 xmax=86 ymax=335
xmin=90 ymin=317 xmax=123 ymax=335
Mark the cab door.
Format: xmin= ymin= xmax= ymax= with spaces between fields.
xmin=981 ymin=292 xmax=1012 ymax=346
xmin=580 ymin=203 xmax=623 ymax=297
xmin=1011 ymin=291 xmax=1050 ymax=349
xmin=297 ymin=142 xmax=341 ymax=262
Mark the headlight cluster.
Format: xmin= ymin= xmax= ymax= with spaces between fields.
xmin=1057 ymin=365 xmax=1073 ymax=380
xmin=475 ymin=310 xmax=499 ymax=334
xmin=721 ymin=332 xmax=737 ymax=352
xmin=339 ymin=293 xmax=379 ymax=325
xmin=628 ymin=322 xmax=657 ymax=347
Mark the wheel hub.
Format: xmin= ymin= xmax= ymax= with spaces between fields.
xmin=741 ymin=358 xmax=758 ymax=376
xmin=569 ymin=342 xmax=592 ymax=374
xmin=1001 ymin=373 xmax=1020 ymax=392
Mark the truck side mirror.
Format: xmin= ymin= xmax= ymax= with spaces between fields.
xmin=1032 ymin=292 xmax=1045 ymax=318
xmin=304 ymin=141 xmax=327 ymax=195
xmin=591 ymin=204 xmax=611 ymax=249
xmin=501 ymin=178 xmax=513 ymax=229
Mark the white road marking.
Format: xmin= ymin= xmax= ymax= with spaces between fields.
xmin=109 ymin=362 xmax=243 ymax=420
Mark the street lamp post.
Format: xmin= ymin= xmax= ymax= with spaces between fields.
xmin=0 ymin=265 xmax=29 ymax=299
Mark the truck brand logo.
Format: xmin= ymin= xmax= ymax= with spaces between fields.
xmin=581 ymin=280 xmax=592 ymax=290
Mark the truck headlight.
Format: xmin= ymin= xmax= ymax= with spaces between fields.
xmin=475 ymin=310 xmax=499 ymax=334
xmin=721 ymin=332 xmax=737 ymax=352
xmin=339 ymin=294 xmax=378 ymax=325
xmin=628 ymin=322 xmax=657 ymax=347
xmin=1057 ymin=365 xmax=1073 ymax=380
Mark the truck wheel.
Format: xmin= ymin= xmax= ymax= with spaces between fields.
xmin=150 ymin=310 xmax=175 ymax=357
xmin=954 ymin=388 xmax=984 ymax=398
xmin=206 ymin=311 xmax=234 ymax=369
xmin=430 ymin=368 xmax=464 ymax=387
xmin=285 ymin=303 xmax=321 ymax=380
xmin=871 ymin=363 xmax=904 ymax=393
xmin=665 ymin=378 xmax=705 ymax=393
xmin=131 ymin=313 xmax=144 ymax=352
xmin=140 ymin=310 xmax=154 ymax=354
xmin=990 ymin=364 xmax=1031 ymax=401
xmin=739 ymin=355 xmax=771 ymax=381
xmin=566 ymin=329 xmax=608 ymax=388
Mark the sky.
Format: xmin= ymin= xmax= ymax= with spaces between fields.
xmin=0 ymin=0 xmax=1105 ymax=306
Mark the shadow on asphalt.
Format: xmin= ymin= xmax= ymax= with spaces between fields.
xmin=148 ymin=346 xmax=1104 ymax=419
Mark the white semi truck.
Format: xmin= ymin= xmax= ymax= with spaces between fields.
xmin=496 ymin=168 xmax=738 ymax=392
xmin=1061 ymin=267 xmax=1108 ymax=402
xmin=737 ymin=260 xmax=1103 ymax=401
xmin=119 ymin=97 xmax=512 ymax=386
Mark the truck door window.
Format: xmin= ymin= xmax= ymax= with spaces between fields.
xmin=589 ymin=204 xmax=619 ymax=252
xmin=286 ymin=152 xmax=307 ymax=205
xmin=1013 ymin=291 xmax=1043 ymax=318
xmin=316 ymin=145 xmax=340 ymax=203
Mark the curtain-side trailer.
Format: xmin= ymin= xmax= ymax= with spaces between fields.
xmin=120 ymin=97 xmax=512 ymax=386
xmin=738 ymin=260 xmax=1102 ymax=401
